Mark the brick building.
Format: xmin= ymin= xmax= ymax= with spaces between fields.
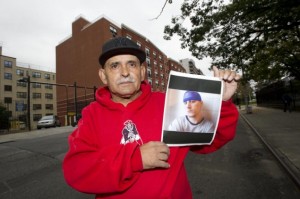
xmin=56 ymin=15 xmax=186 ymax=125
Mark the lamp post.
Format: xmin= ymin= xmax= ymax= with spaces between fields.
xmin=18 ymin=76 xmax=31 ymax=131
xmin=27 ymin=76 xmax=31 ymax=130
xmin=65 ymin=85 xmax=69 ymax=125
xmin=74 ymin=82 xmax=78 ymax=124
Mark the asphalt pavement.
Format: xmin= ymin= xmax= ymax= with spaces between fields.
xmin=239 ymin=105 xmax=300 ymax=186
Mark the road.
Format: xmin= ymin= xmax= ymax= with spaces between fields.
xmin=0 ymin=131 xmax=92 ymax=199
xmin=0 ymin=117 xmax=300 ymax=199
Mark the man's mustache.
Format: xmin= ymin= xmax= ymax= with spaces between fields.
xmin=117 ymin=77 xmax=135 ymax=84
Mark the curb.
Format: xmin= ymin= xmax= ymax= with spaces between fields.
xmin=0 ymin=126 xmax=76 ymax=144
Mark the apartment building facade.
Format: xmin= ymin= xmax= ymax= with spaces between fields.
xmin=56 ymin=15 xmax=186 ymax=125
xmin=0 ymin=47 xmax=57 ymax=130
xmin=180 ymin=58 xmax=204 ymax=75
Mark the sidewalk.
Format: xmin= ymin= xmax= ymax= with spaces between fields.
xmin=239 ymin=105 xmax=300 ymax=179
xmin=0 ymin=126 xmax=76 ymax=144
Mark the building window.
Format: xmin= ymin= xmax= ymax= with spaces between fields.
xmin=33 ymin=104 xmax=42 ymax=110
xmin=44 ymin=74 xmax=50 ymax=79
xmin=147 ymin=68 xmax=152 ymax=78
xmin=16 ymin=69 xmax=24 ymax=76
xmin=33 ymin=114 xmax=42 ymax=121
xmin=4 ymin=73 xmax=12 ymax=80
xmin=109 ymin=25 xmax=117 ymax=37
xmin=4 ymin=85 xmax=12 ymax=91
xmin=32 ymin=83 xmax=41 ymax=88
xmin=153 ymin=51 xmax=157 ymax=59
xmin=33 ymin=93 xmax=41 ymax=99
xmin=146 ymin=58 xmax=151 ymax=68
xmin=4 ymin=97 xmax=12 ymax=104
xmin=17 ymin=92 xmax=27 ymax=98
xmin=4 ymin=60 xmax=12 ymax=68
xmin=137 ymin=42 xmax=141 ymax=48
xmin=45 ymin=93 xmax=53 ymax=99
xmin=145 ymin=48 xmax=150 ymax=57
xmin=32 ymin=72 xmax=41 ymax=78
xmin=45 ymin=84 xmax=53 ymax=89
xmin=126 ymin=35 xmax=132 ymax=40
xmin=17 ymin=82 xmax=27 ymax=87
xmin=45 ymin=104 xmax=53 ymax=110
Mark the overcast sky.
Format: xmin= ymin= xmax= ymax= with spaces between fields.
xmin=0 ymin=0 xmax=212 ymax=75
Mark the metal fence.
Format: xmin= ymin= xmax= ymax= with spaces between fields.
xmin=255 ymin=79 xmax=300 ymax=111
xmin=0 ymin=83 xmax=97 ymax=132
xmin=56 ymin=83 xmax=96 ymax=126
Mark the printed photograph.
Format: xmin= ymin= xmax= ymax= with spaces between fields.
xmin=162 ymin=71 xmax=223 ymax=146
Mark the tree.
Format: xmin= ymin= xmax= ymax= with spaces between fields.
xmin=164 ymin=0 xmax=300 ymax=81
xmin=0 ymin=104 xmax=10 ymax=130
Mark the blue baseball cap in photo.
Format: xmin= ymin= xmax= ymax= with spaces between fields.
xmin=183 ymin=91 xmax=202 ymax=102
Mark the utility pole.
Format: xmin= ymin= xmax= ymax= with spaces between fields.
xmin=65 ymin=85 xmax=69 ymax=125
xmin=74 ymin=82 xmax=78 ymax=123
xmin=18 ymin=76 xmax=31 ymax=131
xmin=27 ymin=76 xmax=31 ymax=131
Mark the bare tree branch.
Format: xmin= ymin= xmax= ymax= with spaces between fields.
xmin=149 ymin=0 xmax=171 ymax=20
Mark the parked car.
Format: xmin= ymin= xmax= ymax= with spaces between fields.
xmin=37 ymin=115 xmax=61 ymax=129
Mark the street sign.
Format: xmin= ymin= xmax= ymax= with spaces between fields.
xmin=16 ymin=101 xmax=24 ymax=111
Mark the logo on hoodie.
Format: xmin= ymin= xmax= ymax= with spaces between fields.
xmin=120 ymin=120 xmax=143 ymax=145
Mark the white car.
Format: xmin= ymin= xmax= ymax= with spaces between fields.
xmin=37 ymin=115 xmax=61 ymax=129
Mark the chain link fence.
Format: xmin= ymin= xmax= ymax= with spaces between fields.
xmin=255 ymin=79 xmax=300 ymax=111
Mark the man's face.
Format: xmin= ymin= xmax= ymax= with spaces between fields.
xmin=184 ymin=100 xmax=203 ymax=117
xmin=99 ymin=54 xmax=145 ymax=104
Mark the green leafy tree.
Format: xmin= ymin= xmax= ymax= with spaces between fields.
xmin=164 ymin=0 xmax=300 ymax=81
xmin=0 ymin=104 xmax=10 ymax=130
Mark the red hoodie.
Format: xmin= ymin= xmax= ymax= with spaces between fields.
xmin=63 ymin=81 xmax=238 ymax=199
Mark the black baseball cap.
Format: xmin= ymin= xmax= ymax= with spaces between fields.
xmin=99 ymin=37 xmax=146 ymax=67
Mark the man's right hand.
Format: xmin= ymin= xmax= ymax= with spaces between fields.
xmin=140 ymin=141 xmax=170 ymax=170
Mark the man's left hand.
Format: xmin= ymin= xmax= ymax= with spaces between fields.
xmin=212 ymin=66 xmax=241 ymax=101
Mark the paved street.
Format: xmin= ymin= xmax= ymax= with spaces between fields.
xmin=0 ymin=127 xmax=92 ymax=199
xmin=0 ymin=106 xmax=300 ymax=198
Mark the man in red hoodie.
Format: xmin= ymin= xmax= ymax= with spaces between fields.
xmin=63 ymin=37 xmax=241 ymax=198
